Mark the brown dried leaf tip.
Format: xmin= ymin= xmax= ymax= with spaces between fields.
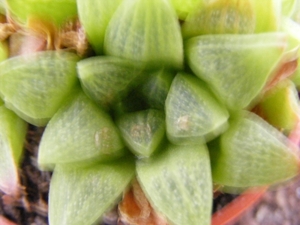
xmin=119 ymin=179 xmax=168 ymax=225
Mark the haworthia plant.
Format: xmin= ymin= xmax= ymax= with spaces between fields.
xmin=212 ymin=111 xmax=299 ymax=187
xmin=49 ymin=157 xmax=135 ymax=225
xmin=38 ymin=90 xmax=125 ymax=170
xmin=104 ymin=0 xmax=184 ymax=70
xmin=0 ymin=106 xmax=27 ymax=196
xmin=116 ymin=109 xmax=166 ymax=157
xmin=165 ymin=72 xmax=229 ymax=145
xmin=186 ymin=33 xmax=286 ymax=110
xmin=0 ymin=51 xmax=80 ymax=126
xmin=137 ymin=143 xmax=212 ymax=225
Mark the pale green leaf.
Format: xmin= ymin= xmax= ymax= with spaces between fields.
xmin=282 ymin=0 xmax=298 ymax=17
xmin=49 ymin=157 xmax=135 ymax=225
xmin=186 ymin=33 xmax=286 ymax=110
xmin=139 ymin=69 xmax=174 ymax=110
xmin=77 ymin=0 xmax=123 ymax=55
xmin=182 ymin=0 xmax=256 ymax=38
xmin=6 ymin=0 xmax=77 ymax=26
xmin=212 ymin=111 xmax=300 ymax=187
xmin=117 ymin=109 xmax=166 ymax=157
xmin=251 ymin=0 xmax=282 ymax=32
xmin=0 ymin=41 xmax=8 ymax=63
xmin=38 ymin=90 xmax=125 ymax=170
xmin=0 ymin=51 xmax=80 ymax=126
xmin=165 ymin=72 xmax=229 ymax=145
xmin=137 ymin=144 xmax=212 ymax=225
xmin=257 ymin=79 xmax=300 ymax=134
xmin=0 ymin=106 xmax=27 ymax=196
xmin=104 ymin=0 xmax=183 ymax=70
xmin=77 ymin=56 xmax=145 ymax=109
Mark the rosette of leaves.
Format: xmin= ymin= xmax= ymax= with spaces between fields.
xmin=0 ymin=0 xmax=299 ymax=225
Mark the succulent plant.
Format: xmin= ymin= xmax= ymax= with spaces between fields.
xmin=0 ymin=0 xmax=299 ymax=225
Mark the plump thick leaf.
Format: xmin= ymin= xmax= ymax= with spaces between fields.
xmin=117 ymin=109 xmax=166 ymax=157
xmin=77 ymin=0 xmax=122 ymax=54
xmin=165 ymin=72 xmax=229 ymax=145
xmin=5 ymin=0 xmax=77 ymax=26
xmin=186 ymin=33 xmax=286 ymax=110
xmin=255 ymin=79 xmax=300 ymax=134
xmin=137 ymin=143 xmax=212 ymax=225
xmin=282 ymin=0 xmax=298 ymax=17
xmin=0 ymin=106 xmax=27 ymax=196
xmin=0 ymin=41 xmax=8 ymax=63
xmin=104 ymin=0 xmax=183 ymax=70
xmin=212 ymin=111 xmax=300 ymax=187
xmin=77 ymin=56 xmax=145 ymax=109
xmin=49 ymin=157 xmax=135 ymax=225
xmin=38 ymin=90 xmax=125 ymax=170
xmin=139 ymin=69 xmax=174 ymax=110
xmin=251 ymin=0 xmax=281 ymax=32
xmin=182 ymin=0 xmax=255 ymax=38
xmin=0 ymin=51 xmax=79 ymax=126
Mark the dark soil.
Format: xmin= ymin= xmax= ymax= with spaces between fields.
xmin=1 ymin=125 xmax=300 ymax=225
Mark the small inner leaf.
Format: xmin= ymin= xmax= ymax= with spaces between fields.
xmin=255 ymin=79 xmax=300 ymax=134
xmin=165 ymin=72 xmax=229 ymax=145
xmin=117 ymin=109 xmax=166 ymax=157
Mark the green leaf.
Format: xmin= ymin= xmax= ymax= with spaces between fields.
xmin=139 ymin=69 xmax=174 ymax=110
xmin=168 ymin=0 xmax=204 ymax=20
xmin=256 ymin=79 xmax=300 ymax=134
xmin=165 ymin=72 xmax=229 ymax=145
xmin=186 ymin=33 xmax=286 ymax=110
xmin=137 ymin=143 xmax=212 ymax=225
xmin=182 ymin=0 xmax=256 ymax=38
xmin=49 ymin=157 xmax=135 ymax=225
xmin=282 ymin=0 xmax=298 ymax=17
xmin=6 ymin=0 xmax=77 ymax=26
xmin=77 ymin=0 xmax=122 ymax=55
xmin=0 ymin=41 xmax=8 ymax=63
xmin=38 ymin=90 xmax=125 ymax=170
xmin=0 ymin=51 xmax=80 ymax=126
xmin=77 ymin=56 xmax=145 ymax=109
xmin=0 ymin=106 xmax=27 ymax=196
xmin=117 ymin=109 xmax=166 ymax=157
xmin=212 ymin=111 xmax=300 ymax=187
xmin=281 ymin=18 xmax=300 ymax=52
xmin=252 ymin=0 xmax=281 ymax=33
xmin=104 ymin=0 xmax=184 ymax=70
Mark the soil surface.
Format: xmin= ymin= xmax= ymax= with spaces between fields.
xmin=1 ymin=125 xmax=300 ymax=225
